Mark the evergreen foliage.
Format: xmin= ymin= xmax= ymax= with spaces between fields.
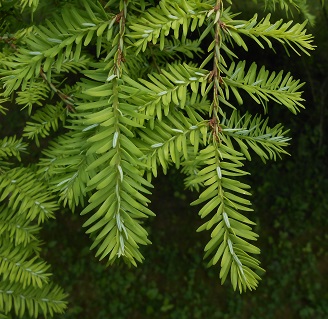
xmin=0 ymin=0 xmax=315 ymax=317
xmin=262 ymin=0 xmax=316 ymax=24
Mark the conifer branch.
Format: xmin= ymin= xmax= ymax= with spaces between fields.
xmin=0 ymin=0 xmax=316 ymax=311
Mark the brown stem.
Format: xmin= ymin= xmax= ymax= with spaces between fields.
xmin=114 ymin=1 xmax=128 ymax=77
xmin=210 ymin=0 xmax=223 ymax=141
xmin=0 ymin=36 xmax=17 ymax=50
xmin=40 ymin=67 xmax=75 ymax=112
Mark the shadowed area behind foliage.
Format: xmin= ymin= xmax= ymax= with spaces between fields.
xmin=38 ymin=160 xmax=328 ymax=319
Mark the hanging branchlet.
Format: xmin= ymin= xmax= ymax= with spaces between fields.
xmin=78 ymin=0 xmax=154 ymax=266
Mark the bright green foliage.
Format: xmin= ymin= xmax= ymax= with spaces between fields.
xmin=0 ymin=0 xmax=314 ymax=317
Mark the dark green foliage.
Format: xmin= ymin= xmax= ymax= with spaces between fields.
xmin=0 ymin=0 xmax=323 ymax=317
xmin=0 ymin=166 xmax=68 ymax=318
